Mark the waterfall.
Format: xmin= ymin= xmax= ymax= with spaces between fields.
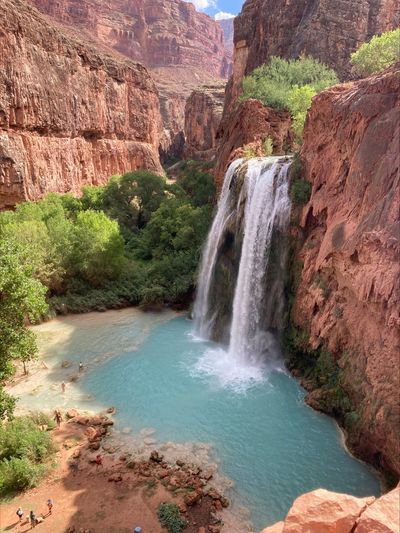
xmin=193 ymin=156 xmax=292 ymax=382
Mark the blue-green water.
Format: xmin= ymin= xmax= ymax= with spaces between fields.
xmin=84 ymin=315 xmax=379 ymax=529
xmin=26 ymin=311 xmax=380 ymax=531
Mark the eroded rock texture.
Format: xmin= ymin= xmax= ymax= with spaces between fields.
xmin=262 ymin=487 xmax=400 ymax=533
xmin=0 ymin=0 xmax=162 ymax=208
xmin=293 ymin=66 xmax=400 ymax=475
xmin=27 ymin=0 xmax=232 ymax=160
xmin=184 ymin=83 xmax=226 ymax=161
xmin=214 ymin=100 xmax=293 ymax=190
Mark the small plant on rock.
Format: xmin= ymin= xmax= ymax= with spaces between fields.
xmin=157 ymin=503 xmax=187 ymax=533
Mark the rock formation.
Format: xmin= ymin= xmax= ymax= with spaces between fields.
xmin=291 ymin=65 xmax=400 ymax=476
xmin=27 ymin=0 xmax=232 ymax=160
xmin=0 ymin=0 xmax=162 ymax=208
xmin=226 ymin=0 xmax=399 ymax=112
xmin=184 ymin=83 xmax=226 ymax=161
xmin=214 ymin=100 xmax=293 ymax=190
xmin=262 ymin=487 xmax=400 ymax=533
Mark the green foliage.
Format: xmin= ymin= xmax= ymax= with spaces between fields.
xmin=102 ymin=171 xmax=166 ymax=231
xmin=350 ymin=29 xmax=400 ymax=76
xmin=0 ymin=238 xmax=48 ymax=418
xmin=171 ymin=161 xmax=216 ymax=208
xmin=290 ymin=179 xmax=312 ymax=205
xmin=0 ymin=416 xmax=56 ymax=495
xmin=243 ymin=146 xmax=257 ymax=160
xmin=157 ymin=503 xmax=187 ymax=533
xmin=72 ymin=211 xmax=125 ymax=286
xmin=262 ymin=137 xmax=274 ymax=157
xmin=286 ymin=85 xmax=316 ymax=142
xmin=241 ymin=57 xmax=338 ymax=140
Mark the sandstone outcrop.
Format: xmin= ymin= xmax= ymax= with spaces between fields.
xmin=262 ymin=488 xmax=400 ymax=533
xmin=184 ymin=83 xmax=226 ymax=161
xmin=27 ymin=0 xmax=233 ymax=160
xmin=214 ymin=99 xmax=293 ymax=190
xmin=291 ymin=65 xmax=400 ymax=475
xmin=225 ymin=0 xmax=399 ymax=113
xmin=0 ymin=0 xmax=162 ymax=208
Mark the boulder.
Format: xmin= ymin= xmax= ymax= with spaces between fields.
xmin=283 ymin=489 xmax=373 ymax=533
xmin=150 ymin=450 xmax=163 ymax=463
xmin=355 ymin=487 xmax=400 ymax=533
xmin=66 ymin=409 xmax=79 ymax=419
xmin=185 ymin=490 xmax=203 ymax=506
xmin=108 ymin=473 xmax=123 ymax=483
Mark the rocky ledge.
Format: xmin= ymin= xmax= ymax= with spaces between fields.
xmin=261 ymin=487 xmax=400 ymax=533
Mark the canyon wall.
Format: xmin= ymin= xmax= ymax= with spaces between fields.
xmin=184 ymin=83 xmax=226 ymax=161
xmin=27 ymin=0 xmax=232 ymax=160
xmin=0 ymin=0 xmax=162 ymax=209
xmin=214 ymin=100 xmax=293 ymax=190
xmin=226 ymin=0 xmax=399 ymax=111
xmin=290 ymin=65 xmax=400 ymax=476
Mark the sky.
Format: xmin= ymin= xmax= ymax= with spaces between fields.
xmin=184 ymin=0 xmax=244 ymax=19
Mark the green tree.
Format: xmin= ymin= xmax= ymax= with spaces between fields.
xmin=72 ymin=210 xmax=125 ymax=286
xmin=350 ymin=29 xmax=400 ymax=76
xmin=0 ymin=239 xmax=47 ymax=417
xmin=102 ymin=171 xmax=166 ymax=230
xmin=241 ymin=57 xmax=338 ymax=140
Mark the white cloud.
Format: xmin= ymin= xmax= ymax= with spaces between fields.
xmin=184 ymin=0 xmax=217 ymax=10
xmin=214 ymin=11 xmax=235 ymax=20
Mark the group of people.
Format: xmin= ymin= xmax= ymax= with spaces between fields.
xmin=16 ymin=500 xmax=53 ymax=529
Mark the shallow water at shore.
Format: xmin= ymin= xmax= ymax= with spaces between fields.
xmin=10 ymin=308 xmax=381 ymax=531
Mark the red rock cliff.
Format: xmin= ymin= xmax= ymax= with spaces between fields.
xmin=27 ymin=0 xmax=232 ymax=160
xmin=0 ymin=0 xmax=162 ymax=209
xmin=184 ymin=83 xmax=226 ymax=161
xmin=292 ymin=65 xmax=400 ymax=475
xmin=227 ymin=0 xmax=399 ymax=110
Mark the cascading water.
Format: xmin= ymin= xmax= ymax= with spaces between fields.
xmin=193 ymin=156 xmax=292 ymax=388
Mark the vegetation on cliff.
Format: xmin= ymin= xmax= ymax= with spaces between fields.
xmin=350 ymin=29 xmax=400 ymax=76
xmin=241 ymin=57 xmax=338 ymax=141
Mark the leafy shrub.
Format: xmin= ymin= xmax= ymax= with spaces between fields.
xmin=262 ymin=137 xmax=274 ymax=157
xmin=290 ymin=180 xmax=312 ymax=205
xmin=0 ymin=457 xmax=46 ymax=494
xmin=241 ymin=57 xmax=338 ymax=140
xmin=157 ymin=503 xmax=187 ymax=533
xmin=350 ymin=29 xmax=400 ymax=76
xmin=0 ymin=416 xmax=56 ymax=495
xmin=243 ymin=146 xmax=257 ymax=160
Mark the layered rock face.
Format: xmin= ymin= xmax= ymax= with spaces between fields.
xmin=27 ymin=0 xmax=232 ymax=160
xmin=184 ymin=83 xmax=226 ymax=161
xmin=262 ymin=487 xmax=400 ymax=533
xmin=214 ymin=100 xmax=293 ymax=190
xmin=292 ymin=66 xmax=400 ymax=475
xmin=226 ymin=0 xmax=399 ymax=111
xmin=0 ymin=0 xmax=162 ymax=208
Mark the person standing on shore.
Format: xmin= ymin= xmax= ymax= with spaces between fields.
xmin=79 ymin=361 xmax=84 ymax=372
xmin=46 ymin=498 xmax=53 ymax=515
xmin=61 ymin=382 xmax=66 ymax=393
xmin=29 ymin=510 xmax=36 ymax=529
xmin=16 ymin=507 xmax=23 ymax=522
xmin=53 ymin=410 xmax=62 ymax=428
